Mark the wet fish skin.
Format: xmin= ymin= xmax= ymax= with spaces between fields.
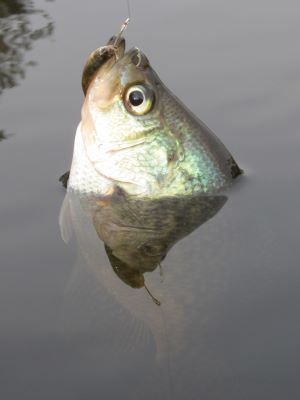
xmin=68 ymin=40 xmax=241 ymax=197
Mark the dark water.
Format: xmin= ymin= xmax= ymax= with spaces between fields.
xmin=1 ymin=0 xmax=300 ymax=399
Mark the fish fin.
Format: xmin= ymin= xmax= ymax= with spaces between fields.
xmin=59 ymin=194 xmax=73 ymax=243
xmin=227 ymin=156 xmax=243 ymax=179
xmin=59 ymin=171 xmax=70 ymax=188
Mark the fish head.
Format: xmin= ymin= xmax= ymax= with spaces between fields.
xmin=81 ymin=45 xmax=162 ymax=145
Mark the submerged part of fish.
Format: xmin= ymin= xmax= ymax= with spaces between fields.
xmin=59 ymin=188 xmax=227 ymax=360
xmin=92 ymin=189 xmax=227 ymax=290
xmin=68 ymin=36 xmax=242 ymax=198
xmin=60 ymin=187 xmax=226 ymax=299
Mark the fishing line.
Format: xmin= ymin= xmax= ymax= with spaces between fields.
xmin=126 ymin=0 xmax=131 ymax=20
xmin=113 ymin=0 xmax=132 ymax=50
xmin=113 ymin=18 xmax=130 ymax=49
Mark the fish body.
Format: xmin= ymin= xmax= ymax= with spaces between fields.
xmin=68 ymin=38 xmax=241 ymax=198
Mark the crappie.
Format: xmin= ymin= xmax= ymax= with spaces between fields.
xmin=67 ymin=35 xmax=241 ymax=197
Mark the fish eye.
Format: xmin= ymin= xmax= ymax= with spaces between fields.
xmin=124 ymin=84 xmax=154 ymax=115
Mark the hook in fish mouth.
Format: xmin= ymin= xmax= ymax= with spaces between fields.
xmin=81 ymin=17 xmax=131 ymax=95
xmin=81 ymin=36 xmax=126 ymax=95
xmin=81 ymin=40 xmax=151 ymax=95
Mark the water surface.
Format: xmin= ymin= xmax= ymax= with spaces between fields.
xmin=0 ymin=1 xmax=300 ymax=399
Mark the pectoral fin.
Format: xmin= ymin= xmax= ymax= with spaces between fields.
xmin=59 ymin=171 xmax=70 ymax=188
xmin=59 ymin=194 xmax=73 ymax=243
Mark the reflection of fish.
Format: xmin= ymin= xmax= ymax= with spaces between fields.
xmin=90 ymin=188 xmax=227 ymax=294
xmin=59 ymin=189 xmax=227 ymax=359
xmin=66 ymin=33 xmax=241 ymax=197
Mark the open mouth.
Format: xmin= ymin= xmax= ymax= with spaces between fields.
xmin=81 ymin=36 xmax=126 ymax=95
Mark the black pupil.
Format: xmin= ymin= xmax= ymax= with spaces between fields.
xmin=129 ymin=90 xmax=144 ymax=106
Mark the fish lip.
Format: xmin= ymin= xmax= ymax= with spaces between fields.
xmin=86 ymin=47 xmax=150 ymax=90
xmin=81 ymin=36 xmax=127 ymax=95
xmin=106 ymin=35 xmax=125 ymax=47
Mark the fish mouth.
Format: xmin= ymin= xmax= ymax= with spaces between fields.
xmin=81 ymin=36 xmax=150 ymax=95
xmin=106 ymin=36 xmax=149 ymax=70
xmin=81 ymin=36 xmax=126 ymax=95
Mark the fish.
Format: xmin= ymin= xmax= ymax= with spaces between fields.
xmin=59 ymin=186 xmax=227 ymax=363
xmin=58 ymin=26 xmax=240 ymax=387
xmin=61 ymin=26 xmax=242 ymax=198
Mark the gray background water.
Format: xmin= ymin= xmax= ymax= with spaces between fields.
xmin=1 ymin=0 xmax=300 ymax=399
